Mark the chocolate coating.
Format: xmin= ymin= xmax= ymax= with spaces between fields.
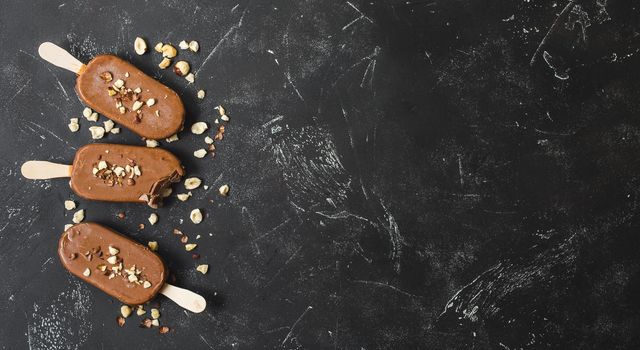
xmin=70 ymin=143 xmax=184 ymax=207
xmin=58 ymin=223 xmax=167 ymax=305
xmin=76 ymin=55 xmax=184 ymax=140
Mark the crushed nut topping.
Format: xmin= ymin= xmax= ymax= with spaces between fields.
xmin=184 ymin=177 xmax=201 ymax=190
xmin=134 ymin=37 xmax=148 ymax=55
xmin=92 ymin=159 xmax=142 ymax=187
xmin=196 ymin=264 xmax=209 ymax=274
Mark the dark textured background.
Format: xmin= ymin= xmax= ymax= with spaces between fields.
xmin=2 ymin=0 xmax=640 ymax=349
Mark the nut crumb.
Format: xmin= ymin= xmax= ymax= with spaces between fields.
xmin=104 ymin=120 xmax=114 ymax=133
xmin=72 ymin=209 xmax=85 ymax=223
xmin=64 ymin=224 xmax=73 ymax=231
xmin=190 ymin=122 xmax=208 ymax=135
xmin=177 ymin=193 xmax=191 ymax=201
xmin=193 ymin=149 xmax=207 ymax=158
xmin=121 ymin=305 xmax=132 ymax=318
xmin=148 ymin=241 xmax=158 ymax=251
xmin=117 ymin=316 xmax=126 ymax=327
xmin=204 ymin=136 xmax=213 ymax=144
xmin=134 ymin=37 xmax=147 ymax=55
xmin=184 ymin=73 xmax=195 ymax=83
xmin=110 ymin=128 xmax=120 ymax=134
xmin=197 ymin=90 xmax=205 ymax=99
xmin=179 ymin=40 xmax=189 ymax=50
xmin=136 ymin=306 xmax=146 ymax=316
xmin=188 ymin=40 xmax=199 ymax=52
xmin=196 ymin=264 xmax=209 ymax=274
xmin=161 ymin=44 xmax=177 ymax=58
xmin=143 ymin=281 xmax=152 ymax=289
xmin=146 ymin=140 xmax=159 ymax=148
xmin=64 ymin=200 xmax=76 ymax=210
xmin=184 ymin=177 xmax=202 ymax=190
xmin=151 ymin=308 xmax=160 ymax=319
xmin=148 ymin=213 xmax=158 ymax=225
xmin=216 ymin=105 xmax=226 ymax=116
xmin=220 ymin=115 xmax=230 ymax=122
xmin=158 ymin=58 xmax=172 ymax=69
xmin=83 ymin=107 xmax=92 ymax=118
xmin=146 ymin=98 xmax=156 ymax=106
xmin=132 ymin=101 xmax=144 ymax=111
xmin=89 ymin=126 xmax=105 ymax=139
xmin=219 ymin=184 xmax=230 ymax=196
xmin=165 ymin=134 xmax=179 ymax=143
xmin=154 ymin=42 xmax=163 ymax=53
xmin=108 ymin=246 xmax=119 ymax=255
xmin=185 ymin=243 xmax=198 ymax=251
xmin=82 ymin=268 xmax=91 ymax=277
xmin=174 ymin=61 xmax=190 ymax=76
xmin=117 ymin=211 xmax=126 ymax=220
xmin=190 ymin=209 xmax=203 ymax=224
xmin=159 ymin=326 xmax=170 ymax=334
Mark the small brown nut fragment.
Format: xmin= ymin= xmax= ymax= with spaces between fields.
xmin=196 ymin=264 xmax=209 ymax=274
xmin=180 ymin=235 xmax=189 ymax=244
xmin=121 ymin=305 xmax=132 ymax=318
xmin=188 ymin=40 xmax=199 ymax=52
xmin=141 ymin=318 xmax=153 ymax=328
xmin=161 ymin=44 xmax=177 ymax=58
xmin=107 ymin=87 xmax=117 ymax=96
xmin=117 ymin=316 xmax=126 ymax=327
xmin=127 ymin=178 xmax=136 ymax=186
xmin=158 ymin=58 xmax=172 ymax=69
xmin=173 ymin=61 xmax=190 ymax=76
xmin=117 ymin=211 xmax=126 ymax=219
xmin=159 ymin=326 xmax=170 ymax=334
xmin=154 ymin=42 xmax=164 ymax=53
xmin=184 ymin=177 xmax=201 ymax=190
xmin=134 ymin=37 xmax=148 ymax=55
xmin=219 ymin=184 xmax=230 ymax=196
xmin=82 ymin=268 xmax=91 ymax=277
xmin=151 ymin=308 xmax=160 ymax=319
xmin=162 ymin=188 xmax=172 ymax=197
xmin=100 ymin=71 xmax=113 ymax=82
xmin=148 ymin=241 xmax=158 ymax=251
xmin=138 ymin=223 xmax=145 ymax=230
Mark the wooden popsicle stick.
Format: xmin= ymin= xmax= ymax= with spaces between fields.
xmin=21 ymin=161 xmax=72 ymax=179
xmin=38 ymin=42 xmax=86 ymax=74
xmin=160 ymin=283 xmax=207 ymax=313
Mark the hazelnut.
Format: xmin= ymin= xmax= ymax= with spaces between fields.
xmin=178 ymin=40 xmax=189 ymax=50
xmin=121 ymin=305 xmax=132 ymax=318
xmin=177 ymin=193 xmax=191 ymax=201
xmin=64 ymin=200 xmax=76 ymax=211
xmin=145 ymin=140 xmax=159 ymax=148
xmin=196 ymin=264 xmax=209 ymax=274
xmin=89 ymin=126 xmax=105 ymax=139
xmin=143 ymin=281 xmax=152 ymax=289
xmin=100 ymin=71 xmax=113 ymax=82
xmin=220 ymin=115 xmax=230 ymax=122
xmin=184 ymin=73 xmax=195 ymax=83
xmin=161 ymin=44 xmax=177 ymax=58
xmin=132 ymin=100 xmax=144 ymax=111
xmin=72 ymin=209 xmax=85 ymax=224
xmin=134 ymin=37 xmax=147 ymax=55
xmin=154 ymin=42 xmax=164 ymax=53
xmin=197 ymin=90 xmax=205 ymax=99
xmin=146 ymin=98 xmax=156 ymax=106
xmin=151 ymin=308 xmax=160 ymax=319
xmin=68 ymin=120 xmax=80 ymax=132
xmin=165 ymin=134 xmax=179 ymax=143
xmin=184 ymin=177 xmax=202 ymax=190
xmin=216 ymin=105 xmax=226 ymax=116
xmin=158 ymin=58 xmax=172 ymax=69
xmin=219 ymin=184 xmax=230 ymax=196
xmin=82 ymin=268 xmax=91 ymax=277
xmin=193 ymin=149 xmax=207 ymax=158
xmin=189 ymin=209 xmax=202 ymax=224
xmin=110 ymin=127 xmax=120 ymax=134
xmin=204 ymin=136 xmax=213 ymax=144
xmin=188 ymin=40 xmax=199 ymax=52
xmin=173 ymin=61 xmax=190 ymax=76
xmin=147 ymin=241 xmax=158 ymax=251
xmin=136 ymin=306 xmax=146 ymax=315
xmin=185 ymin=243 xmax=198 ymax=251
xmin=107 ymin=256 xmax=118 ymax=264
xmin=103 ymin=120 xmax=114 ymax=133
xmin=148 ymin=213 xmax=158 ymax=225
xmin=113 ymin=79 xmax=125 ymax=89
xmin=108 ymin=246 xmax=119 ymax=255
xmin=83 ymin=107 xmax=92 ymax=118
xmin=64 ymin=224 xmax=74 ymax=231
xmin=190 ymin=122 xmax=208 ymax=134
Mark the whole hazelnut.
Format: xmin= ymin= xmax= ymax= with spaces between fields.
xmin=173 ymin=61 xmax=190 ymax=76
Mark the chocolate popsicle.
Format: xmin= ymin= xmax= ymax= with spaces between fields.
xmin=21 ymin=143 xmax=184 ymax=208
xmin=38 ymin=43 xmax=184 ymax=139
xmin=59 ymin=223 xmax=166 ymax=305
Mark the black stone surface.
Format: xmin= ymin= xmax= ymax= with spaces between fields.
xmin=1 ymin=0 xmax=640 ymax=349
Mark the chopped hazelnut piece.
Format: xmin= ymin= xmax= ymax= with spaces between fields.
xmin=197 ymin=90 xmax=205 ymax=99
xmin=86 ymin=112 xmax=99 ymax=122
xmin=108 ymin=246 xmax=119 ymax=255
xmin=64 ymin=200 xmax=76 ymax=211
xmin=134 ymin=37 xmax=147 ymax=55
xmin=216 ymin=105 xmax=226 ymax=116
xmin=219 ymin=184 xmax=230 ymax=196
xmin=128 ymin=274 xmax=138 ymax=283
xmin=143 ymin=281 xmax=152 ymax=289
xmin=221 ymin=115 xmax=230 ymax=122
xmin=64 ymin=224 xmax=73 ymax=231
xmin=159 ymin=326 xmax=170 ymax=334
xmin=132 ymin=101 xmax=144 ymax=111
xmin=89 ymin=126 xmax=105 ymax=139
xmin=103 ymin=120 xmax=114 ymax=133
xmin=114 ymin=79 xmax=125 ymax=89
xmin=184 ymin=177 xmax=202 ymax=190
xmin=193 ymin=149 xmax=207 ymax=158
xmin=179 ymin=40 xmax=189 ymax=50
xmin=146 ymin=98 xmax=156 ymax=106
xmin=185 ymin=73 xmax=195 ymax=83
xmin=146 ymin=140 xmax=159 ymax=148
xmin=165 ymin=134 xmax=179 ymax=143
xmin=68 ymin=120 xmax=80 ymax=132
xmin=188 ymin=40 xmax=199 ymax=52
xmin=162 ymin=188 xmax=172 ymax=197
xmin=196 ymin=264 xmax=209 ymax=274
xmin=133 ymin=87 xmax=142 ymax=94
xmin=147 ymin=241 xmax=158 ymax=251
xmin=190 ymin=122 xmax=208 ymax=135
xmin=121 ymin=305 xmax=132 ymax=318
xmin=82 ymin=107 xmax=92 ymax=119
xmin=161 ymin=44 xmax=177 ymax=58
xmin=148 ymin=213 xmax=158 ymax=225
xmin=117 ymin=316 xmax=126 ymax=327
xmin=158 ymin=58 xmax=171 ymax=69
xmin=151 ymin=308 xmax=160 ymax=319
xmin=107 ymin=255 xmax=118 ymax=264
xmin=185 ymin=243 xmax=198 ymax=251
xmin=151 ymin=319 xmax=160 ymax=327
xmin=190 ymin=209 xmax=203 ymax=224
xmin=154 ymin=42 xmax=164 ymax=53
xmin=136 ymin=306 xmax=146 ymax=316
xmin=204 ymin=136 xmax=214 ymax=144
xmin=72 ymin=209 xmax=85 ymax=224
xmin=177 ymin=193 xmax=191 ymax=201
xmin=174 ymin=61 xmax=190 ymax=76
xmin=82 ymin=268 xmax=91 ymax=277
xmin=100 ymin=71 xmax=113 ymax=82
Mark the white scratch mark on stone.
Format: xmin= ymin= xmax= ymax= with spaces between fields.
xmin=195 ymin=8 xmax=247 ymax=77
xmin=282 ymin=305 xmax=313 ymax=345
xmin=352 ymin=280 xmax=418 ymax=298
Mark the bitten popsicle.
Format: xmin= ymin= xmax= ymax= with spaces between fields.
xmin=21 ymin=144 xmax=184 ymax=208
xmin=38 ymin=42 xmax=184 ymax=140
xmin=59 ymin=222 xmax=205 ymax=312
